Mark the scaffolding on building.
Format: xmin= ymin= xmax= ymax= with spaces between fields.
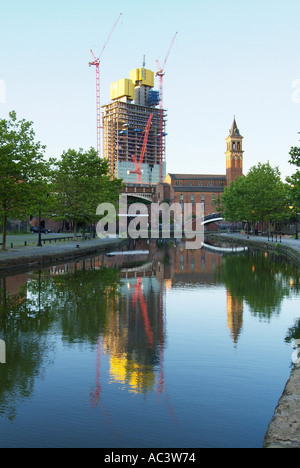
xmin=102 ymin=100 xmax=167 ymax=184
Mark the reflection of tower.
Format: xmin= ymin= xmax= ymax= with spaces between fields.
xmin=90 ymin=286 xmax=120 ymax=406
xmin=88 ymin=269 xmax=176 ymax=421
xmin=90 ymin=336 xmax=102 ymax=407
xmin=226 ymin=291 xmax=244 ymax=345
xmin=101 ymin=276 xmax=163 ymax=394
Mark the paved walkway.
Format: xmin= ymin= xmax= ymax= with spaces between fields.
xmin=0 ymin=236 xmax=125 ymax=271
xmin=213 ymin=232 xmax=300 ymax=264
xmin=216 ymin=232 xmax=300 ymax=250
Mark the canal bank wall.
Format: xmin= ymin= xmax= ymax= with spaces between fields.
xmin=208 ymin=233 xmax=300 ymax=448
xmin=0 ymin=237 xmax=128 ymax=274
xmin=263 ymin=363 xmax=300 ymax=448
xmin=207 ymin=232 xmax=300 ymax=267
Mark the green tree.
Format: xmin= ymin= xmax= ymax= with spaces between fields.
xmin=220 ymin=163 xmax=289 ymax=230
xmin=246 ymin=163 xmax=289 ymax=226
xmin=0 ymin=111 xmax=50 ymax=250
xmin=52 ymin=147 xmax=122 ymax=238
xmin=287 ymin=133 xmax=300 ymax=214
xmin=221 ymin=175 xmax=253 ymax=223
xmin=289 ymin=133 xmax=300 ymax=169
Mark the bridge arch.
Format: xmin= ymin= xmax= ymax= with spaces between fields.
xmin=201 ymin=213 xmax=224 ymax=226
xmin=124 ymin=193 xmax=153 ymax=202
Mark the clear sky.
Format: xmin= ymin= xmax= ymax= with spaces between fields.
xmin=1 ymin=0 xmax=300 ymax=180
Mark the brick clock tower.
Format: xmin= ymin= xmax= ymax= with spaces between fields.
xmin=225 ymin=117 xmax=243 ymax=186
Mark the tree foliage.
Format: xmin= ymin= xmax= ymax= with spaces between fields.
xmin=52 ymin=147 xmax=122 ymax=237
xmin=221 ymin=162 xmax=290 ymax=226
xmin=0 ymin=111 xmax=50 ymax=250
xmin=287 ymin=133 xmax=300 ymax=211
xmin=289 ymin=135 xmax=300 ymax=169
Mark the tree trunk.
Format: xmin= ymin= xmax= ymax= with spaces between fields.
xmin=1 ymin=213 xmax=7 ymax=250
xmin=73 ymin=220 xmax=78 ymax=240
xmin=1 ymin=277 xmax=7 ymax=316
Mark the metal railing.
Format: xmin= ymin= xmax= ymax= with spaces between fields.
xmin=2 ymin=234 xmax=92 ymax=249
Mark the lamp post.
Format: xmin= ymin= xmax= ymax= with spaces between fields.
xmin=37 ymin=193 xmax=50 ymax=247
xmin=37 ymin=207 xmax=42 ymax=247
xmin=289 ymin=184 xmax=299 ymax=240
xmin=289 ymin=202 xmax=299 ymax=240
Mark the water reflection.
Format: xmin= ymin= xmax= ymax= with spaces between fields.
xmin=215 ymin=250 xmax=299 ymax=319
xmin=0 ymin=239 xmax=299 ymax=423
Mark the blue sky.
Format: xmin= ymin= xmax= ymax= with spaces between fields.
xmin=0 ymin=0 xmax=300 ymax=179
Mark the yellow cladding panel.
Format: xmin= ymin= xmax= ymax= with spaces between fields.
xmin=129 ymin=68 xmax=154 ymax=87
xmin=129 ymin=68 xmax=139 ymax=84
xmin=110 ymin=78 xmax=134 ymax=101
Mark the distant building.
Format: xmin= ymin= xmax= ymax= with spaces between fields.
xmin=156 ymin=117 xmax=244 ymax=217
xmin=225 ymin=116 xmax=244 ymax=186
xmin=102 ymin=67 xmax=166 ymax=185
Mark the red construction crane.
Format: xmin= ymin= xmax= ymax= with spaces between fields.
xmin=129 ymin=113 xmax=154 ymax=184
xmin=89 ymin=13 xmax=123 ymax=158
xmin=156 ymin=32 xmax=178 ymax=183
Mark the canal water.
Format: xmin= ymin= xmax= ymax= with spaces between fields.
xmin=0 ymin=240 xmax=299 ymax=448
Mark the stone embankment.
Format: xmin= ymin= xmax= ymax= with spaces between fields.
xmin=0 ymin=236 xmax=127 ymax=272
xmin=208 ymin=232 xmax=300 ymax=266
xmin=210 ymin=233 xmax=300 ymax=448
xmin=263 ymin=364 xmax=300 ymax=448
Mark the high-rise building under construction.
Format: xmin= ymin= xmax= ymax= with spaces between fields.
xmin=102 ymin=67 xmax=167 ymax=184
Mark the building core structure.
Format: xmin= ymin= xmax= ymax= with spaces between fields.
xmin=102 ymin=67 xmax=166 ymax=184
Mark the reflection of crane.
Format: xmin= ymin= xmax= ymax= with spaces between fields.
xmin=90 ymin=335 xmax=102 ymax=407
xmin=129 ymin=113 xmax=154 ymax=184
xmin=156 ymin=279 xmax=177 ymax=424
xmin=157 ymin=280 xmax=165 ymax=394
xmin=89 ymin=13 xmax=123 ymax=158
xmin=89 ymin=333 xmax=120 ymax=441
xmin=132 ymin=278 xmax=153 ymax=347
xmin=156 ymin=32 xmax=178 ymax=183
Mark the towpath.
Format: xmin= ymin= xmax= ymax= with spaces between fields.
xmin=0 ymin=234 xmax=125 ymax=272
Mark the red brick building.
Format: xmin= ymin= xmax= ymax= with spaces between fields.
xmin=156 ymin=117 xmax=244 ymax=217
